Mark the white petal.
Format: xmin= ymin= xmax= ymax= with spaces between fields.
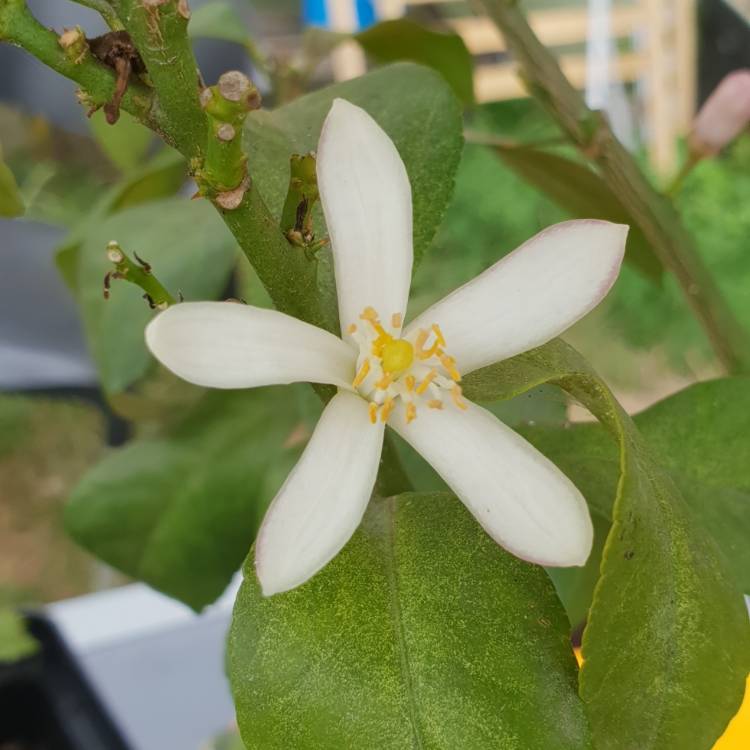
xmin=255 ymin=390 xmax=384 ymax=595
xmin=390 ymin=400 xmax=593 ymax=567
xmin=405 ymin=220 xmax=628 ymax=375
xmin=146 ymin=302 xmax=355 ymax=389
xmin=317 ymin=98 xmax=413 ymax=335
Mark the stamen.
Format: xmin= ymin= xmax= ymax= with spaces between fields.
xmin=347 ymin=323 xmax=357 ymax=334
xmin=451 ymin=384 xmax=468 ymax=410
xmin=360 ymin=306 xmax=378 ymax=321
xmin=368 ymin=402 xmax=378 ymax=424
xmin=415 ymin=328 xmax=442 ymax=360
xmin=406 ymin=402 xmax=417 ymax=424
xmin=380 ymin=396 xmax=395 ymax=422
xmin=391 ymin=312 xmax=403 ymax=329
xmin=375 ymin=372 xmax=394 ymax=390
xmin=352 ymin=358 xmax=371 ymax=387
xmin=427 ymin=399 xmax=443 ymax=410
xmin=416 ymin=369 xmax=437 ymax=395
xmin=431 ymin=323 xmax=446 ymax=347
xmin=360 ymin=306 xmax=387 ymax=338
xmin=439 ymin=353 xmax=461 ymax=382
xmin=405 ymin=374 xmax=416 ymax=393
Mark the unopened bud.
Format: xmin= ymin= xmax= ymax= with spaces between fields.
xmin=689 ymin=70 xmax=750 ymax=158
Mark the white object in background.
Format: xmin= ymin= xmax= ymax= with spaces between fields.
xmin=327 ymin=0 xmax=367 ymax=80
xmin=585 ymin=0 xmax=636 ymax=149
xmin=47 ymin=576 xmax=242 ymax=750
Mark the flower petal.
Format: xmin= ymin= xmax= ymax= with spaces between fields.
xmin=255 ymin=390 xmax=384 ymax=595
xmin=146 ymin=302 xmax=355 ymax=389
xmin=317 ymin=98 xmax=413 ymax=334
xmin=405 ymin=220 xmax=628 ymax=375
xmin=390 ymin=400 xmax=593 ymax=567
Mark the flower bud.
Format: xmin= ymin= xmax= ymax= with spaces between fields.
xmin=688 ymin=69 xmax=750 ymax=158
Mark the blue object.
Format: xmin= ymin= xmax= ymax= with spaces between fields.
xmin=302 ymin=0 xmax=378 ymax=30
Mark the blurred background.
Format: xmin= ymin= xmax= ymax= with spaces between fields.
xmin=1 ymin=0 xmax=749 ymax=747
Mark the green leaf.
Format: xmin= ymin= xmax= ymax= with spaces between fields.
xmin=229 ymin=493 xmax=592 ymax=749
xmin=355 ymin=19 xmax=475 ymax=106
xmin=89 ymin=109 xmax=153 ymax=173
xmin=188 ymin=1 xmax=251 ymax=47
xmin=76 ymin=198 xmax=236 ymax=393
xmin=66 ymin=386 xmax=313 ymax=610
xmin=463 ymin=340 xmax=750 ymax=750
xmin=0 ymin=147 xmax=24 ymax=217
xmin=493 ymin=146 xmax=663 ymax=281
xmin=521 ymin=378 xmax=750 ymax=597
xmin=246 ymin=63 xmax=463 ymax=272
xmin=0 ymin=609 xmax=37 ymax=662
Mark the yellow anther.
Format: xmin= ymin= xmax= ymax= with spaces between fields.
xmin=375 ymin=372 xmax=394 ymax=390
xmin=451 ymin=384 xmax=468 ymax=410
xmin=427 ymin=399 xmax=443 ymax=410
xmin=405 ymin=374 xmax=416 ymax=392
xmin=347 ymin=323 xmax=357 ymax=334
xmin=440 ymin=353 xmax=461 ymax=382
xmin=352 ymin=358 xmax=371 ymax=387
xmin=381 ymin=338 xmax=414 ymax=374
xmin=368 ymin=402 xmax=378 ymax=424
xmin=431 ymin=323 xmax=446 ymax=347
xmin=360 ymin=306 xmax=378 ymax=321
xmin=360 ymin=306 xmax=387 ymax=338
xmin=415 ymin=328 xmax=442 ymax=360
xmin=391 ymin=312 xmax=403 ymax=329
xmin=380 ymin=397 xmax=395 ymax=422
xmin=416 ymin=369 xmax=437 ymax=395
xmin=406 ymin=402 xmax=417 ymax=424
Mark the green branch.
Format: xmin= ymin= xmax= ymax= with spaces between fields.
xmin=0 ymin=0 xmax=171 ymax=141
xmin=111 ymin=0 xmax=206 ymax=158
xmin=104 ymin=240 xmax=176 ymax=308
xmin=476 ymin=0 xmax=750 ymax=374
xmin=71 ymin=0 xmax=124 ymax=30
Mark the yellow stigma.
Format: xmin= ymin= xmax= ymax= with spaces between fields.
xmin=381 ymin=338 xmax=414 ymax=374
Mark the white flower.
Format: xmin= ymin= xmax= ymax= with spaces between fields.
xmin=146 ymin=99 xmax=628 ymax=596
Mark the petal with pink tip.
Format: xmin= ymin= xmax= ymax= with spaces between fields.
xmin=390 ymin=399 xmax=593 ymax=567
xmin=405 ymin=220 xmax=628 ymax=375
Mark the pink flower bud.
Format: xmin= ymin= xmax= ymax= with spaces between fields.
xmin=689 ymin=70 xmax=750 ymax=157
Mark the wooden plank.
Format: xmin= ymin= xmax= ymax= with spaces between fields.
xmin=475 ymin=51 xmax=646 ymax=101
xmin=449 ymin=7 xmax=646 ymax=55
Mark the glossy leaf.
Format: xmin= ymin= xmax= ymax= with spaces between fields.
xmin=494 ymin=146 xmax=663 ymax=281
xmin=76 ymin=198 xmax=236 ymax=393
xmin=246 ymin=63 xmax=463 ymax=271
xmin=229 ymin=492 xmax=592 ymax=749
xmin=463 ymin=340 xmax=750 ymax=750
xmin=522 ymin=377 xmax=750 ymax=596
xmin=66 ymin=386 xmax=313 ymax=610
xmin=355 ymin=19 xmax=475 ymax=106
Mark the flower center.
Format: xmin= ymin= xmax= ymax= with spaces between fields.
xmin=381 ymin=339 xmax=414 ymax=374
xmin=347 ymin=306 xmax=467 ymax=425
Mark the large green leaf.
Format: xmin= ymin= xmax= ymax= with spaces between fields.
xmin=76 ymin=197 xmax=236 ymax=393
xmin=355 ymin=20 xmax=475 ymax=106
xmin=494 ymin=146 xmax=663 ymax=281
xmin=66 ymin=386 xmax=313 ymax=610
xmin=229 ymin=492 xmax=592 ymax=749
xmin=463 ymin=340 xmax=750 ymax=750
xmin=522 ymin=377 xmax=750 ymax=597
xmin=246 ymin=63 xmax=463 ymax=272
